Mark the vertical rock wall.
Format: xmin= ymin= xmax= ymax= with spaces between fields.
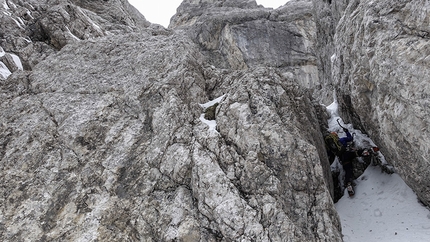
xmin=0 ymin=30 xmax=342 ymax=241
xmin=311 ymin=0 xmax=349 ymax=103
xmin=171 ymin=0 xmax=319 ymax=89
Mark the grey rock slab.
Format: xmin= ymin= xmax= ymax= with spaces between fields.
xmin=0 ymin=29 xmax=341 ymax=240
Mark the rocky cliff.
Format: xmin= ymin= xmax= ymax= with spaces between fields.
xmin=1 ymin=0 xmax=340 ymax=241
xmin=0 ymin=0 xmax=428 ymax=241
xmin=0 ymin=0 xmax=150 ymax=72
xmin=171 ymin=0 xmax=318 ymax=89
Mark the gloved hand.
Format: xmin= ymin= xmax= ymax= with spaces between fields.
xmin=357 ymin=149 xmax=368 ymax=156
xmin=343 ymin=128 xmax=349 ymax=132
xmin=362 ymin=149 xmax=370 ymax=156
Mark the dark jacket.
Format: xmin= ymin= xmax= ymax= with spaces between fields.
xmin=340 ymin=148 xmax=367 ymax=184
xmin=340 ymin=148 xmax=366 ymax=164
xmin=339 ymin=131 xmax=353 ymax=147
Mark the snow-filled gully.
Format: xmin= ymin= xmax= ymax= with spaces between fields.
xmin=327 ymin=101 xmax=430 ymax=242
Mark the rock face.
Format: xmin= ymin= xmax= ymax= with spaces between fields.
xmin=0 ymin=0 xmax=150 ymax=72
xmin=171 ymin=0 xmax=319 ymax=89
xmin=314 ymin=0 xmax=430 ymax=206
xmin=0 ymin=27 xmax=340 ymax=242
xmin=311 ymin=0 xmax=349 ymax=103
xmin=1 ymin=0 xmax=429 ymax=241
xmin=1 ymin=0 xmax=342 ymax=241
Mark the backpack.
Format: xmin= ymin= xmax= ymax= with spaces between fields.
xmin=324 ymin=132 xmax=345 ymax=156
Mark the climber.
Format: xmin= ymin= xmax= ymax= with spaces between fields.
xmin=324 ymin=127 xmax=353 ymax=164
xmin=337 ymin=128 xmax=372 ymax=196
xmin=325 ymin=127 xmax=368 ymax=196
xmin=339 ymin=147 xmax=370 ymax=196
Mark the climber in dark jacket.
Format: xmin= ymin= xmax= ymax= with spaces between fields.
xmin=337 ymin=128 xmax=368 ymax=186
xmin=325 ymin=128 xmax=353 ymax=164
xmin=340 ymin=148 xmax=370 ymax=185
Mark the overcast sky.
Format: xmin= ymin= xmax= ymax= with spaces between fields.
xmin=128 ymin=0 xmax=289 ymax=27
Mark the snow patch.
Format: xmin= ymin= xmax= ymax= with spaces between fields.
xmin=199 ymin=94 xmax=225 ymax=109
xmin=65 ymin=26 xmax=81 ymax=41
xmin=7 ymin=0 xmax=16 ymax=9
xmin=199 ymin=94 xmax=226 ymax=134
xmin=199 ymin=114 xmax=217 ymax=133
xmin=10 ymin=53 xmax=23 ymax=71
xmin=2 ymin=1 xmax=9 ymax=10
xmin=12 ymin=17 xmax=24 ymax=29
xmin=331 ymin=53 xmax=336 ymax=63
xmin=16 ymin=16 xmax=24 ymax=25
xmin=336 ymin=166 xmax=430 ymax=242
xmin=0 ymin=61 xmax=12 ymax=79
xmin=25 ymin=10 xmax=33 ymax=19
xmin=21 ymin=37 xmax=32 ymax=43
xmin=91 ymin=20 xmax=102 ymax=32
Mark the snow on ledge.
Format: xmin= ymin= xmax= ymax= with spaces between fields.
xmin=199 ymin=114 xmax=218 ymax=133
xmin=10 ymin=53 xmax=23 ymax=71
xmin=199 ymin=94 xmax=226 ymax=134
xmin=199 ymin=94 xmax=226 ymax=109
xmin=0 ymin=61 xmax=12 ymax=79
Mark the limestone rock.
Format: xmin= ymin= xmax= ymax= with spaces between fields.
xmin=2 ymin=0 xmax=429 ymax=241
xmin=0 ymin=0 xmax=345 ymax=240
xmin=311 ymin=0 xmax=349 ymax=103
xmin=0 ymin=29 xmax=341 ymax=240
xmin=0 ymin=0 xmax=150 ymax=71
xmin=171 ymin=0 xmax=319 ymax=89
xmin=203 ymin=103 xmax=218 ymax=120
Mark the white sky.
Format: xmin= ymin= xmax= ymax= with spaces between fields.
xmin=128 ymin=0 xmax=290 ymax=27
